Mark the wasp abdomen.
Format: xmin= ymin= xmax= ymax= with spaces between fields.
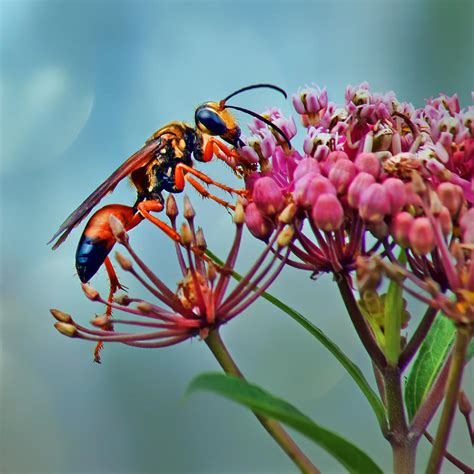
xmin=75 ymin=205 xmax=137 ymax=283
xmin=76 ymin=235 xmax=113 ymax=283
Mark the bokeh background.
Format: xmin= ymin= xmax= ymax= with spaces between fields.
xmin=1 ymin=1 xmax=473 ymax=472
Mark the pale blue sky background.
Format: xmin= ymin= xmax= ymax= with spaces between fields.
xmin=1 ymin=1 xmax=473 ymax=472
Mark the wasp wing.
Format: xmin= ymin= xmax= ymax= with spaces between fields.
xmin=49 ymin=138 xmax=167 ymax=250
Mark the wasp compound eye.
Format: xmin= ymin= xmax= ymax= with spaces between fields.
xmin=195 ymin=107 xmax=228 ymax=135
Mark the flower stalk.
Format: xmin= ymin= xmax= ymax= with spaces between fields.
xmin=205 ymin=329 xmax=320 ymax=474
xmin=426 ymin=324 xmax=473 ymax=474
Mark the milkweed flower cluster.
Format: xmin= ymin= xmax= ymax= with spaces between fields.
xmin=240 ymin=83 xmax=474 ymax=305
xmin=51 ymin=196 xmax=293 ymax=354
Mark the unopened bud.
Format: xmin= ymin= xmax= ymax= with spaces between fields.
xmin=328 ymin=158 xmax=356 ymax=193
xmin=253 ymin=177 xmax=284 ymax=216
xmin=279 ymin=203 xmax=297 ymax=224
xmin=233 ymin=200 xmax=245 ymax=225
xmin=460 ymin=208 xmax=474 ymax=232
xmin=50 ymin=308 xmax=72 ymax=323
xmin=409 ymin=217 xmax=435 ymax=255
xmin=137 ymin=301 xmax=152 ymax=313
xmin=277 ymin=225 xmax=295 ymax=247
xmin=311 ymin=194 xmax=344 ymax=231
xmin=354 ymin=152 xmax=381 ymax=178
xmin=109 ymin=214 xmax=128 ymax=243
xmin=458 ymin=391 xmax=472 ymax=416
xmin=115 ymin=251 xmax=133 ymax=271
xmin=207 ymin=262 xmax=217 ymax=282
xmin=180 ymin=222 xmax=193 ymax=246
xmin=429 ymin=189 xmax=443 ymax=215
xmin=166 ymin=194 xmax=179 ymax=219
xmin=54 ymin=322 xmax=77 ymax=337
xmin=411 ymin=172 xmax=426 ymax=194
xmin=244 ymin=202 xmax=275 ymax=241
xmin=91 ymin=315 xmax=112 ymax=329
xmin=294 ymin=174 xmax=336 ymax=210
xmin=437 ymin=183 xmax=463 ymax=216
xmin=114 ymin=294 xmax=131 ymax=306
xmin=391 ymin=212 xmax=414 ymax=247
xmin=439 ymin=207 xmax=453 ymax=236
xmin=293 ymin=157 xmax=321 ymax=182
xmin=82 ymin=283 xmax=100 ymax=301
xmin=359 ymin=183 xmax=390 ymax=223
xmin=348 ymin=172 xmax=376 ymax=208
xmin=183 ymin=195 xmax=195 ymax=220
xmin=195 ymin=227 xmax=207 ymax=250
xmin=383 ymin=178 xmax=407 ymax=215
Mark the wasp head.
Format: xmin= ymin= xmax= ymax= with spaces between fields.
xmin=195 ymin=102 xmax=242 ymax=148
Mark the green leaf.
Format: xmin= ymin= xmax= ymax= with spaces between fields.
xmin=384 ymin=250 xmax=406 ymax=366
xmin=205 ymin=249 xmax=388 ymax=433
xmin=404 ymin=314 xmax=455 ymax=420
xmin=383 ymin=279 xmax=404 ymax=366
xmin=467 ymin=337 xmax=474 ymax=362
xmin=187 ymin=373 xmax=383 ymax=474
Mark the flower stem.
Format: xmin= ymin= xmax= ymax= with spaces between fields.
xmin=205 ymin=328 xmax=320 ymax=474
xmin=426 ymin=324 xmax=473 ymax=474
xmin=336 ymin=276 xmax=386 ymax=370
xmin=399 ymin=306 xmax=438 ymax=371
xmin=384 ymin=366 xmax=416 ymax=474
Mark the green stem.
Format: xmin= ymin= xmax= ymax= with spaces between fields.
xmin=426 ymin=325 xmax=473 ymax=474
xmin=399 ymin=307 xmax=438 ymax=371
xmin=385 ymin=366 xmax=416 ymax=474
xmin=205 ymin=328 xmax=320 ymax=474
xmin=336 ymin=276 xmax=386 ymax=370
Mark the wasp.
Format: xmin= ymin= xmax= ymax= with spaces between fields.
xmin=49 ymin=83 xmax=290 ymax=288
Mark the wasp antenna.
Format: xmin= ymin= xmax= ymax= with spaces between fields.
xmin=222 ymin=84 xmax=287 ymax=104
xmin=224 ymin=105 xmax=292 ymax=149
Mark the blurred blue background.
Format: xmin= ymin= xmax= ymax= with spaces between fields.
xmin=1 ymin=1 xmax=473 ymax=472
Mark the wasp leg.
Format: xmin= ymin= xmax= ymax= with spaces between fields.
xmin=93 ymin=256 xmax=124 ymax=363
xmin=136 ymin=201 xmax=181 ymax=241
xmin=184 ymin=175 xmax=236 ymax=210
xmin=174 ymin=163 xmax=247 ymax=200
xmin=202 ymin=137 xmax=240 ymax=167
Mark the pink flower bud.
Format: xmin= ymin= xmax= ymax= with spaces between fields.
xmin=311 ymin=194 xmax=344 ymax=231
xmin=439 ymin=207 xmax=453 ymax=236
xmin=259 ymin=131 xmax=276 ymax=158
xmin=292 ymin=94 xmax=306 ymax=114
xmin=329 ymin=159 xmax=356 ymax=193
xmin=437 ymin=182 xmax=463 ymax=216
xmin=354 ymin=152 xmax=381 ymax=178
xmin=383 ymin=178 xmax=407 ymax=214
xmin=348 ymin=172 xmax=376 ymax=208
xmin=409 ymin=217 xmax=435 ymax=255
xmin=359 ymin=183 xmax=390 ymax=223
xmin=391 ymin=211 xmax=414 ymax=247
xmin=460 ymin=208 xmax=474 ymax=232
xmin=239 ymin=145 xmax=260 ymax=164
xmin=244 ymin=172 xmax=260 ymax=194
xmin=244 ymin=202 xmax=274 ymax=241
xmin=293 ymin=157 xmax=321 ymax=182
xmin=404 ymin=182 xmax=423 ymax=207
xmin=252 ymin=177 xmax=284 ymax=216
xmin=293 ymin=175 xmax=336 ymax=210
xmin=322 ymin=151 xmax=350 ymax=175
xmin=463 ymin=226 xmax=474 ymax=244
